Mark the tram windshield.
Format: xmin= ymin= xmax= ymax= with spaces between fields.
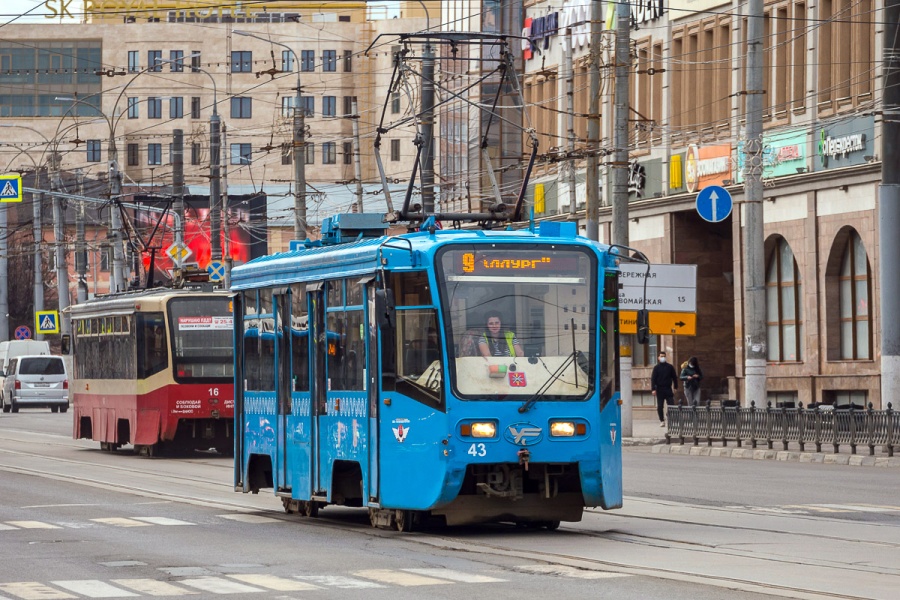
xmin=436 ymin=245 xmax=597 ymax=400
xmin=168 ymin=297 xmax=234 ymax=382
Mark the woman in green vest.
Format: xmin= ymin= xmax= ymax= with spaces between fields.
xmin=478 ymin=311 xmax=524 ymax=357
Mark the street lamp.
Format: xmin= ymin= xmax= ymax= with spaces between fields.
xmin=233 ymin=30 xmax=307 ymax=241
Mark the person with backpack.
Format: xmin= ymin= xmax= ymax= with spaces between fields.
xmin=680 ymin=356 xmax=703 ymax=405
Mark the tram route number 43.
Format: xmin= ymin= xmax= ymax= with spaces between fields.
xmin=468 ymin=443 xmax=488 ymax=457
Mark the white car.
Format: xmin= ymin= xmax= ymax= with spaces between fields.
xmin=1 ymin=355 xmax=69 ymax=413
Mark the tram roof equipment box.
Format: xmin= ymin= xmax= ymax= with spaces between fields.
xmin=321 ymin=214 xmax=389 ymax=245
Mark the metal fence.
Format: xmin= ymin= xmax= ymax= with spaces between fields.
xmin=665 ymin=401 xmax=899 ymax=456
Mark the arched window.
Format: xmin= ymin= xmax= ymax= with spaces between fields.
xmin=766 ymin=238 xmax=803 ymax=362
xmin=839 ymin=232 xmax=871 ymax=359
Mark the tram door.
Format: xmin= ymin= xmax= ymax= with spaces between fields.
xmin=308 ymin=286 xmax=326 ymax=496
xmin=275 ymin=292 xmax=291 ymax=492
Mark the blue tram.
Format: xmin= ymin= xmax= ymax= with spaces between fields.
xmin=231 ymin=218 xmax=624 ymax=530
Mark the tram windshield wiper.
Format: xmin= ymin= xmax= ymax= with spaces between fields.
xmin=517 ymin=351 xmax=582 ymax=413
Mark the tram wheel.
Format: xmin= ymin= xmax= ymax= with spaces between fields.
xmin=304 ymin=501 xmax=320 ymax=518
xmin=538 ymin=520 xmax=561 ymax=531
xmin=282 ymin=498 xmax=298 ymax=514
xmin=368 ymin=508 xmax=379 ymax=528
xmin=394 ymin=510 xmax=415 ymax=533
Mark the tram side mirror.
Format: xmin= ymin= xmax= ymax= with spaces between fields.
xmin=61 ymin=334 xmax=71 ymax=355
xmin=375 ymin=289 xmax=396 ymax=330
xmin=636 ymin=309 xmax=650 ymax=345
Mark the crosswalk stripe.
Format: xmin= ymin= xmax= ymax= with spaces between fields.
xmin=0 ymin=582 xmax=75 ymax=599
xmin=227 ymin=575 xmax=320 ymax=591
xmin=293 ymin=575 xmax=384 ymax=589
xmin=217 ymin=514 xmax=282 ymax=524
xmin=5 ymin=521 xmax=60 ymax=529
xmin=178 ymin=577 xmax=265 ymax=594
xmin=517 ymin=565 xmax=630 ymax=579
xmin=403 ymin=568 xmax=507 ymax=583
xmin=111 ymin=580 xmax=199 ymax=596
xmin=354 ymin=570 xmax=453 ymax=586
xmin=132 ymin=517 xmax=194 ymax=526
xmin=90 ymin=518 xmax=151 ymax=528
xmin=51 ymin=580 xmax=138 ymax=598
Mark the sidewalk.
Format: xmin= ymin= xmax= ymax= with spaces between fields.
xmin=623 ymin=419 xmax=900 ymax=468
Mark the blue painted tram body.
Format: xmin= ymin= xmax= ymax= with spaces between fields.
xmin=231 ymin=220 xmax=623 ymax=528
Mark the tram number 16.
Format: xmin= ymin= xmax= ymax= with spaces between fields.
xmin=467 ymin=443 xmax=487 ymax=457
xmin=208 ymin=387 xmax=220 ymax=397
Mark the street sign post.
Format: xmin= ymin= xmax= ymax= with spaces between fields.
xmin=14 ymin=325 xmax=31 ymax=340
xmin=0 ymin=174 xmax=23 ymax=203
xmin=618 ymin=311 xmax=697 ymax=336
xmin=36 ymin=311 xmax=60 ymax=335
xmin=619 ymin=263 xmax=698 ymax=337
xmin=207 ymin=260 xmax=225 ymax=282
xmin=166 ymin=242 xmax=192 ymax=267
xmin=696 ymin=185 xmax=733 ymax=223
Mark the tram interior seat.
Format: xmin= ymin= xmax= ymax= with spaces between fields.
xmin=457 ymin=329 xmax=484 ymax=358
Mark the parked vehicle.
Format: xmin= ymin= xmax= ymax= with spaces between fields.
xmin=0 ymin=340 xmax=51 ymax=407
xmin=1 ymin=355 xmax=69 ymax=413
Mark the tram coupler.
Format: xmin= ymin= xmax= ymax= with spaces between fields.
xmin=517 ymin=448 xmax=531 ymax=471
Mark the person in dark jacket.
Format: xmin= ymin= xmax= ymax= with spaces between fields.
xmin=680 ymin=356 xmax=703 ymax=405
xmin=651 ymin=351 xmax=678 ymax=427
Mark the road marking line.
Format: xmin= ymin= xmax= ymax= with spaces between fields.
xmin=354 ymin=570 xmax=452 ymax=586
xmin=111 ymin=579 xmax=199 ymax=596
xmin=51 ymin=580 xmax=138 ymax=598
xmin=293 ymin=575 xmax=384 ymax=589
xmin=0 ymin=582 xmax=76 ymax=599
xmin=0 ymin=523 xmax=18 ymax=531
xmin=132 ymin=517 xmax=194 ymax=526
xmin=178 ymin=577 xmax=265 ymax=594
xmin=158 ymin=568 xmax=213 ymax=577
xmin=5 ymin=521 xmax=61 ymax=529
xmin=810 ymin=504 xmax=896 ymax=513
xmin=227 ymin=575 xmax=320 ymax=591
xmin=217 ymin=514 xmax=281 ymax=524
xmin=403 ymin=568 xmax=507 ymax=583
xmin=517 ymin=565 xmax=631 ymax=579
xmin=91 ymin=518 xmax=151 ymax=528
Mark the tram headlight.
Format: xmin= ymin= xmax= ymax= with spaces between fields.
xmin=468 ymin=422 xmax=497 ymax=438
xmin=550 ymin=421 xmax=577 ymax=437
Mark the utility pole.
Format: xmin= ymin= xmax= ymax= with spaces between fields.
xmin=209 ymin=109 xmax=222 ymax=263
xmin=420 ymin=41 xmax=436 ymax=213
xmin=33 ymin=192 xmax=44 ymax=341
xmin=612 ymin=0 xmax=633 ymax=437
xmin=108 ymin=151 xmax=127 ymax=293
xmin=293 ymin=77 xmax=307 ymax=240
xmin=879 ymin=0 xmax=900 ymax=405
xmin=75 ymin=169 xmax=88 ymax=304
xmin=352 ymin=98 xmax=364 ymax=213
xmin=585 ymin=0 xmax=602 ymax=239
xmin=743 ymin=0 xmax=766 ymax=407
xmin=0 ymin=199 xmax=8 ymax=341
xmin=172 ymin=129 xmax=185 ymax=282
xmin=53 ymin=193 xmax=70 ymax=336
xmin=222 ymin=124 xmax=232 ymax=288
xmin=564 ymin=31 xmax=577 ymax=217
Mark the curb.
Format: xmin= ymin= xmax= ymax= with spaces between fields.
xmin=650 ymin=443 xmax=900 ymax=467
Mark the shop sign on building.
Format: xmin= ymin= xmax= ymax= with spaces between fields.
xmin=683 ymin=144 xmax=732 ymax=193
xmin=814 ymin=116 xmax=874 ymax=171
xmin=628 ymin=158 xmax=663 ymax=200
xmin=631 ymin=0 xmax=666 ymax=26
xmin=736 ymin=129 xmax=807 ymax=183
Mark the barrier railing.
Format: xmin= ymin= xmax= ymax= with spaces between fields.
xmin=665 ymin=401 xmax=898 ymax=456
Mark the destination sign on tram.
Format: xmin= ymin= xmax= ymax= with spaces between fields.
xmin=449 ymin=250 xmax=581 ymax=276
xmin=177 ymin=316 xmax=234 ymax=331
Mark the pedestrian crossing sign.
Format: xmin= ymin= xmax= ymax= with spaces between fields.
xmin=0 ymin=174 xmax=22 ymax=203
xmin=36 ymin=310 xmax=60 ymax=334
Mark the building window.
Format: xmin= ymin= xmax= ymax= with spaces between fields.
xmin=191 ymin=96 xmax=200 ymax=119
xmin=100 ymin=247 xmax=110 ymax=271
xmin=148 ymin=143 xmax=162 ymax=165
xmin=281 ymin=96 xmax=294 ymax=117
xmin=839 ymin=231 xmax=871 ymax=360
xmin=281 ymin=50 xmax=294 ymax=72
xmin=231 ymin=143 xmax=252 ymax=165
xmin=391 ymin=91 xmax=400 ymax=114
xmin=343 ymin=95 xmax=356 ymax=117
xmin=301 ymin=50 xmax=315 ymax=72
xmin=167 ymin=142 xmax=173 ymax=164
xmin=191 ymin=51 xmax=201 ymax=73
xmin=191 ymin=142 xmax=200 ymax=165
xmin=231 ymin=97 xmax=252 ymax=119
xmin=169 ymin=50 xmax=184 ymax=72
xmin=169 ymin=97 xmax=183 ymax=119
xmin=767 ymin=391 xmax=799 ymax=408
xmin=631 ymin=334 xmax=659 ymax=367
xmin=322 ymin=96 xmax=336 ymax=117
xmin=86 ymin=140 xmax=101 ymax=162
xmin=766 ymin=237 xmax=803 ymax=362
xmin=147 ymin=97 xmax=162 ymax=119
xmin=127 ymin=143 xmax=140 ymax=166
xmin=281 ymin=142 xmax=292 ymax=165
xmin=231 ymin=51 xmax=252 ymax=73
xmin=127 ymin=50 xmax=139 ymax=73
xmin=305 ymin=143 xmax=314 ymax=164
xmin=322 ymin=142 xmax=336 ymax=164
xmin=127 ymin=96 xmax=139 ymax=119
xmin=343 ymin=141 xmax=352 ymax=165
xmin=148 ymin=50 xmax=162 ymax=72
xmin=390 ymin=139 xmax=400 ymax=162
xmin=343 ymin=49 xmax=352 ymax=72
xmin=300 ymin=96 xmax=314 ymax=117
xmin=323 ymin=50 xmax=337 ymax=72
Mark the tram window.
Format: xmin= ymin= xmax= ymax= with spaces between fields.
xmin=259 ymin=290 xmax=273 ymax=316
xmin=243 ymin=332 xmax=261 ymax=390
xmin=394 ymin=308 xmax=442 ymax=407
xmin=136 ymin=312 xmax=167 ymax=379
xmin=327 ymin=280 xmax=343 ymax=307
xmin=169 ymin=297 xmax=234 ymax=382
xmin=290 ymin=283 xmax=310 ymax=391
xmin=326 ymin=309 xmax=364 ymax=391
xmin=346 ymin=279 xmax=363 ymax=306
xmin=388 ymin=271 xmax=431 ymax=305
xmin=243 ymin=290 xmax=257 ymax=315
xmin=259 ymin=335 xmax=275 ymax=391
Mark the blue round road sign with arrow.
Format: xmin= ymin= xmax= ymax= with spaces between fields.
xmin=696 ymin=185 xmax=733 ymax=223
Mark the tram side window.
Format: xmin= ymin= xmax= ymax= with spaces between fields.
xmin=290 ymin=283 xmax=309 ymax=392
xmin=136 ymin=313 xmax=167 ymax=379
xmin=243 ymin=330 xmax=261 ymax=390
xmin=326 ymin=309 xmax=364 ymax=391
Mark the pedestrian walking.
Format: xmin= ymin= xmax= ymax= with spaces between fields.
xmin=680 ymin=356 xmax=703 ymax=405
xmin=650 ymin=351 xmax=678 ymax=427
